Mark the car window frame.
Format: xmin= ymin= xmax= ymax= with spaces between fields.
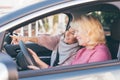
xmin=0 ymin=0 xmax=120 ymax=79
xmin=0 ymin=31 xmax=6 ymax=50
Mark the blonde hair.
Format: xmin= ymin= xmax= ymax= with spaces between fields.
xmin=71 ymin=15 xmax=106 ymax=48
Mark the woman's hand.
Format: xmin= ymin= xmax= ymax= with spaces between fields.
xmin=10 ymin=35 xmax=20 ymax=44
xmin=10 ymin=35 xmax=29 ymax=44
xmin=28 ymin=65 xmax=40 ymax=70
xmin=28 ymin=48 xmax=49 ymax=69
xmin=28 ymin=48 xmax=41 ymax=64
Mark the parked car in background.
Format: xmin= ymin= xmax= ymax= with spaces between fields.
xmin=0 ymin=0 xmax=120 ymax=80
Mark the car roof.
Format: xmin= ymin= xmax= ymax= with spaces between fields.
xmin=0 ymin=0 xmax=109 ymax=27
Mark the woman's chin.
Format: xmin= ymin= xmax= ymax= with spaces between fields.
xmin=79 ymin=42 xmax=85 ymax=46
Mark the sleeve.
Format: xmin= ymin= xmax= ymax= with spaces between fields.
xmin=37 ymin=34 xmax=61 ymax=50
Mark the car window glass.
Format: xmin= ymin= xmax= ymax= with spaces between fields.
xmin=13 ymin=13 xmax=68 ymax=37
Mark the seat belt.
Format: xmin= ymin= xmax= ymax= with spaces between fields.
xmin=117 ymin=43 xmax=120 ymax=60
xmin=53 ymin=48 xmax=59 ymax=66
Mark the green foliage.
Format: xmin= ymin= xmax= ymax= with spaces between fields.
xmin=90 ymin=11 xmax=120 ymax=30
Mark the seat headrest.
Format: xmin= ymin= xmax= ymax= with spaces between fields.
xmin=111 ymin=19 xmax=120 ymax=41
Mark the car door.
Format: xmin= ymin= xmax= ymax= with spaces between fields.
xmin=18 ymin=60 xmax=120 ymax=80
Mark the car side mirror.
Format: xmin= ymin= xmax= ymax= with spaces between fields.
xmin=0 ymin=53 xmax=18 ymax=80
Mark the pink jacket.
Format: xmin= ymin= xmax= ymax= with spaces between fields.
xmin=71 ymin=44 xmax=111 ymax=65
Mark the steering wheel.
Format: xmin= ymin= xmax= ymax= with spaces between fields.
xmin=19 ymin=40 xmax=36 ymax=67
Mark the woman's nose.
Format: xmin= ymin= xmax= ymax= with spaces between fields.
xmin=66 ymin=31 xmax=70 ymax=36
xmin=74 ymin=32 xmax=77 ymax=37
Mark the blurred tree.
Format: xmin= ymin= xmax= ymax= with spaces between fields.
xmin=90 ymin=11 xmax=120 ymax=30
xmin=42 ymin=18 xmax=49 ymax=32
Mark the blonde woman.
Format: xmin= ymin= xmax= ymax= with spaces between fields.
xmin=70 ymin=15 xmax=111 ymax=65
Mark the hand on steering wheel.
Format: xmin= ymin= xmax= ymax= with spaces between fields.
xmin=19 ymin=40 xmax=37 ymax=68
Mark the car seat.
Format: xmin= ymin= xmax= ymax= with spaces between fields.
xmin=109 ymin=19 xmax=120 ymax=60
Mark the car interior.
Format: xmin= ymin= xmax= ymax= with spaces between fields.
xmin=2 ymin=2 xmax=120 ymax=71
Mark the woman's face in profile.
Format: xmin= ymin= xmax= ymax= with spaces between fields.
xmin=74 ymin=28 xmax=89 ymax=46
xmin=64 ymin=28 xmax=77 ymax=44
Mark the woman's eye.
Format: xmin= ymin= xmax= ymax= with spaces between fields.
xmin=75 ymin=30 xmax=78 ymax=34
xmin=71 ymin=32 xmax=75 ymax=35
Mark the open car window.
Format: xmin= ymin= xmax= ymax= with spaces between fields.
xmin=13 ymin=13 xmax=68 ymax=37
xmin=4 ymin=13 xmax=70 ymax=71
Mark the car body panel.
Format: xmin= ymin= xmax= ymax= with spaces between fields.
xmin=18 ymin=60 xmax=120 ymax=80
xmin=0 ymin=53 xmax=18 ymax=80
xmin=19 ymin=64 xmax=120 ymax=80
